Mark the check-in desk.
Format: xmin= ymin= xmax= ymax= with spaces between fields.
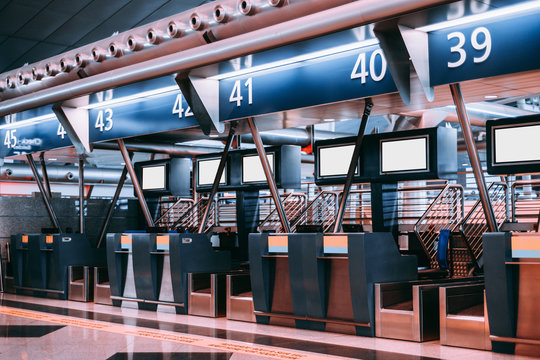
xmin=375 ymin=277 xmax=484 ymax=342
xmin=107 ymin=233 xmax=231 ymax=313
xmin=249 ymin=232 xmax=417 ymax=336
xmin=10 ymin=233 xmax=106 ymax=299
xmin=483 ymin=232 xmax=540 ymax=356
xmin=439 ymin=283 xmax=490 ymax=350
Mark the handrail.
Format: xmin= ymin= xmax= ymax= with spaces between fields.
xmin=290 ymin=191 xmax=338 ymax=232
xmin=257 ymin=193 xmax=307 ymax=233
xmin=413 ymin=184 xmax=465 ymax=270
xmin=511 ymin=179 xmax=540 ymax=222
xmin=155 ymin=198 xmax=194 ymax=225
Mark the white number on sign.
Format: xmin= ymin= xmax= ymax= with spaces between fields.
xmin=351 ymin=49 xmax=387 ymax=83
xmin=172 ymin=94 xmax=194 ymax=118
xmin=95 ymin=108 xmax=113 ymax=132
xmin=447 ymin=27 xmax=491 ymax=68
xmin=57 ymin=124 xmax=67 ymax=139
xmin=229 ymin=78 xmax=253 ymax=107
xmin=3 ymin=130 xmax=17 ymax=148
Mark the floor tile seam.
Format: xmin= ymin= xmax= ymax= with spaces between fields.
xmin=0 ymin=305 xmax=347 ymax=360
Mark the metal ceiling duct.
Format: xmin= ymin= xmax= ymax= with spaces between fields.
xmin=0 ymin=163 xmax=129 ymax=184
xmin=240 ymin=128 xmax=352 ymax=146
xmin=0 ymin=0 xmax=356 ymax=101
xmin=0 ymin=0 xmax=456 ymax=116
xmin=92 ymin=141 xmax=224 ymax=155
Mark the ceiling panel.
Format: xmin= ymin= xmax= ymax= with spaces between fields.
xmin=0 ymin=0 xmax=50 ymax=35
xmin=134 ymin=0 xmax=207 ymax=25
xmin=70 ymin=0 xmax=170 ymax=50
xmin=0 ymin=37 xmax=38 ymax=70
xmin=45 ymin=0 xmax=131 ymax=47
xmin=14 ymin=0 xmax=92 ymax=42
xmin=7 ymin=41 xmax=67 ymax=70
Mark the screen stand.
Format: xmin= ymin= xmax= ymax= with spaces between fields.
xmin=370 ymin=182 xmax=399 ymax=242
xmin=235 ymin=190 xmax=260 ymax=263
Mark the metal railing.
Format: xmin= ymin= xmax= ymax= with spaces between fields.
xmin=511 ymin=179 xmax=540 ymax=224
xmin=414 ymin=185 xmax=465 ymax=269
xmin=216 ymin=195 xmax=237 ymax=228
xmin=339 ymin=188 xmax=372 ymax=227
xmin=257 ymin=193 xmax=307 ymax=233
xmin=459 ymin=182 xmax=507 ymax=269
xmin=290 ymin=191 xmax=338 ymax=232
xmin=154 ymin=197 xmax=195 ymax=229
xmin=171 ymin=197 xmax=216 ymax=233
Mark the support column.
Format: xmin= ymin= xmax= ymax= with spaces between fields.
xmin=97 ymin=164 xmax=129 ymax=248
xmin=450 ymin=83 xmax=498 ymax=232
xmin=198 ymin=121 xmax=238 ymax=233
xmin=247 ymin=117 xmax=290 ymax=233
xmin=26 ymin=154 xmax=62 ymax=232
xmin=78 ymin=156 xmax=85 ymax=234
xmin=39 ymin=152 xmax=51 ymax=198
xmin=334 ymin=99 xmax=373 ymax=233
xmin=117 ymin=139 xmax=154 ymax=228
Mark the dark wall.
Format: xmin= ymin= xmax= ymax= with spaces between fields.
xmin=0 ymin=194 xmax=140 ymax=257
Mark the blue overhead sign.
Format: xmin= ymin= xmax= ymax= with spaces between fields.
xmin=0 ymin=117 xmax=71 ymax=158
xmin=88 ymin=90 xmax=197 ymax=143
xmin=429 ymin=10 xmax=540 ymax=86
xmin=219 ymin=44 xmax=397 ymax=121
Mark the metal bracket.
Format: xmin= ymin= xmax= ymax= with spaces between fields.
xmin=175 ymin=74 xmax=222 ymax=135
xmin=52 ymin=97 xmax=91 ymax=155
xmin=374 ymin=21 xmax=411 ymax=106
xmin=398 ymin=25 xmax=434 ymax=102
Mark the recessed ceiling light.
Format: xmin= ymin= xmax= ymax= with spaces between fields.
xmin=48 ymin=158 xmax=57 ymax=161
xmin=209 ymin=134 xmax=219 ymax=138
xmin=484 ymin=95 xmax=498 ymax=99
xmin=323 ymin=118 xmax=335 ymax=122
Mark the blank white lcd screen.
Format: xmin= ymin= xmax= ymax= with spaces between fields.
xmin=198 ymin=159 xmax=226 ymax=186
xmin=494 ymin=125 xmax=540 ymax=164
xmin=242 ymin=154 xmax=274 ymax=183
xmin=142 ymin=165 xmax=166 ymax=190
xmin=319 ymin=144 xmax=358 ymax=177
xmin=381 ymin=137 xmax=428 ymax=173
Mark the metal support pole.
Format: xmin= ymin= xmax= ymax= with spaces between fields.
xmin=334 ymin=99 xmax=373 ymax=233
xmin=117 ymin=139 xmax=154 ymax=228
xmin=97 ymin=165 xmax=129 ymax=248
xmin=247 ymin=117 xmax=291 ymax=233
xmin=39 ymin=152 xmax=51 ymax=198
xmin=26 ymin=154 xmax=62 ymax=232
xmin=78 ymin=157 xmax=85 ymax=234
xmin=450 ymin=83 xmax=498 ymax=232
xmin=198 ymin=121 xmax=238 ymax=233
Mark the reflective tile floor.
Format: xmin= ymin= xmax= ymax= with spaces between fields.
xmin=0 ymin=293 xmax=534 ymax=360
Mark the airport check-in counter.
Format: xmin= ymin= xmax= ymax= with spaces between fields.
xmin=10 ymin=233 xmax=106 ymax=299
xmin=226 ymin=272 xmax=256 ymax=322
xmin=483 ymin=232 xmax=540 ymax=356
xmin=375 ymin=277 xmax=484 ymax=342
xmin=439 ymin=282 xmax=490 ymax=350
xmin=249 ymin=232 xmax=417 ymax=336
xmin=107 ymin=233 xmax=232 ymax=313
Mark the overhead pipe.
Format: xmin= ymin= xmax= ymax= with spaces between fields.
xmin=92 ymin=141 xmax=224 ymax=155
xmin=0 ymin=0 xmax=456 ymax=116
xmin=240 ymin=128 xmax=352 ymax=147
xmin=0 ymin=0 xmax=455 ymax=116
xmin=0 ymin=0 xmax=360 ymax=101
xmin=0 ymin=163 xmax=130 ymax=184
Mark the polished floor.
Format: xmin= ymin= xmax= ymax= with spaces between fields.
xmin=0 ymin=293 xmax=533 ymax=360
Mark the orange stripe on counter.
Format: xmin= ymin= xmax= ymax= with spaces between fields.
xmin=156 ymin=235 xmax=169 ymax=246
xmin=120 ymin=234 xmax=132 ymax=245
xmin=323 ymin=236 xmax=348 ymax=248
xmin=0 ymin=306 xmax=328 ymax=360
xmin=268 ymin=235 xmax=288 ymax=248
xmin=512 ymin=236 xmax=540 ymax=251
xmin=22 ymin=235 xmax=28 ymax=243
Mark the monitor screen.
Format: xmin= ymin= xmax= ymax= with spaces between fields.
xmin=242 ymin=153 xmax=274 ymax=183
xmin=381 ymin=136 xmax=428 ymax=173
xmin=197 ymin=158 xmax=226 ymax=186
xmin=494 ymin=124 xmax=540 ymax=164
xmin=318 ymin=144 xmax=358 ymax=177
xmin=142 ymin=165 xmax=166 ymax=190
